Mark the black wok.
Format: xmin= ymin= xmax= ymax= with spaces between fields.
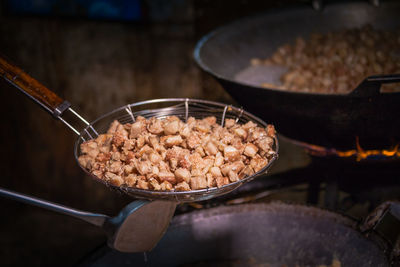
xmin=81 ymin=202 xmax=400 ymax=266
xmin=194 ymin=1 xmax=400 ymax=150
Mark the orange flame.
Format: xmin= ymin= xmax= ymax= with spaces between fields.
xmin=299 ymin=137 xmax=400 ymax=161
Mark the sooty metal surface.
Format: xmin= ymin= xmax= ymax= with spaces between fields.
xmin=81 ymin=203 xmax=389 ymax=267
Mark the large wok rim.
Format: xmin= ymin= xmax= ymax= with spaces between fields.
xmin=193 ymin=1 xmax=400 ymax=98
xmin=169 ymin=202 xmax=357 ymax=228
xmin=73 ymin=98 xmax=279 ymax=202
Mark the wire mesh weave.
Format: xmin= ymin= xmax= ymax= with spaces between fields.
xmin=74 ymin=98 xmax=278 ymax=203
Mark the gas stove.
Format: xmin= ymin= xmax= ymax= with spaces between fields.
xmin=174 ymin=137 xmax=400 ymax=222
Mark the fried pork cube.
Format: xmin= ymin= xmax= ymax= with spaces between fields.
xmin=179 ymin=153 xmax=192 ymax=169
xmin=149 ymin=152 xmax=162 ymax=164
xmin=105 ymin=172 xmax=124 ymax=186
xmin=190 ymin=176 xmax=208 ymax=190
xmin=210 ymin=166 xmax=222 ymax=177
xmin=166 ymin=146 xmax=191 ymax=169
xmin=122 ymin=139 xmax=135 ymax=152
xmin=163 ymin=119 xmax=180 ymax=135
xmin=136 ymin=135 xmax=146 ymax=149
xmin=160 ymin=181 xmax=173 ymax=191
xmin=231 ymin=137 xmax=245 ymax=153
xmin=95 ymin=153 xmax=110 ymax=164
xmin=80 ymin=140 xmax=99 ymax=158
xmin=250 ymin=155 xmax=268 ymax=172
xmin=233 ymin=127 xmax=248 ymax=140
xmin=149 ymin=178 xmax=161 ymax=190
xmin=116 ymin=123 xmax=129 ymax=137
xmin=195 ymin=147 xmax=205 ymax=159
xmin=202 ymin=156 xmax=215 ymax=174
xmin=224 ymin=118 xmax=235 ymax=128
xmin=216 ymin=176 xmax=229 ymax=187
xmin=136 ymin=176 xmax=149 ymax=190
xmin=205 ymin=141 xmax=218 ymax=156
xmin=169 ymin=157 xmax=178 ymax=170
xmin=78 ymin=155 xmax=94 ymax=169
xmin=220 ymin=161 xmax=245 ymax=176
xmin=266 ymin=125 xmax=276 ymax=137
xmin=175 ymin=181 xmax=191 ymax=191
xmin=112 ymin=125 xmax=129 ymax=148
xmin=228 ymin=170 xmax=239 ymax=182
xmin=188 ymin=152 xmax=206 ymax=170
xmin=191 ymin=168 xmax=202 ymax=177
xmin=256 ymin=137 xmax=274 ymax=152
xmin=244 ymin=143 xmax=259 ymax=157
xmin=214 ymin=152 xmax=224 ymax=167
xmin=248 ymin=127 xmax=267 ymax=142
xmin=135 ymin=160 xmax=152 ymax=175
xmin=92 ymin=170 xmax=104 ymax=179
xmin=202 ymin=116 xmax=217 ymax=126
xmin=220 ymin=130 xmax=234 ymax=145
xmin=186 ymin=116 xmax=196 ymax=127
xmin=211 ymin=125 xmax=223 ymax=140
xmin=123 ymin=164 xmax=135 ymax=175
xmin=124 ymin=174 xmax=138 ymax=187
xmin=107 ymin=120 xmax=120 ymax=134
xmin=96 ymin=134 xmax=113 ymax=153
xmin=239 ymin=165 xmax=255 ymax=179
xmin=206 ymin=173 xmax=216 ymax=187
xmin=179 ymin=125 xmax=191 ymax=138
xmin=224 ymin=146 xmax=241 ymax=162
xmin=123 ymin=123 xmax=132 ymax=131
xmin=242 ymin=121 xmax=257 ymax=130
xmin=137 ymin=145 xmax=154 ymax=157
xmin=106 ymin=160 xmax=123 ymax=174
xmin=234 ymin=160 xmax=246 ymax=172
xmin=92 ymin=162 xmax=106 ymax=172
xmin=158 ymin=170 xmax=176 ymax=184
xmin=130 ymin=120 xmax=146 ymax=138
xmin=145 ymin=166 xmax=159 ymax=180
xmin=186 ymin=132 xmax=201 ymax=149
xmin=147 ymin=117 xmax=163 ymax=135
xmin=175 ymin=168 xmax=191 ymax=183
xmin=164 ymin=135 xmax=183 ymax=147
xmin=110 ymin=151 xmax=121 ymax=161
xmin=125 ymin=151 xmax=135 ymax=163
xmin=194 ymin=121 xmax=211 ymax=133
xmin=148 ymin=135 xmax=159 ymax=149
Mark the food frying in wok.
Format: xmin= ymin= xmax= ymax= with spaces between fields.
xmin=251 ymin=25 xmax=400 ymax=93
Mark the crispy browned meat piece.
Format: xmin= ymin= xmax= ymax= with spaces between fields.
xmin=78 ymin=116 xmax=276 ymax=191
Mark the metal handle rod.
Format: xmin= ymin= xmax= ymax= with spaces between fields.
xmin=0 ymin=55 xmax=97 ymax=138
xmin=350 ymin=73 xmax=400 ymax=97
xmin=0 ymin=187 xmax=108 ymax=227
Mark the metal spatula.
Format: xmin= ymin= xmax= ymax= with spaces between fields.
xmin=0 ymin=187 xmax=176 ymax=252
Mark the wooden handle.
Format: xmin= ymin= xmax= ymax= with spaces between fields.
xmin=0 ymin=56 xmax=66 ymax=115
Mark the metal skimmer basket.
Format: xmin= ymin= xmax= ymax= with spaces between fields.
xmin=74 ymin=98 xmax=279 ymax=202
xmin=0 ymin=56 xmax=278 ymax=203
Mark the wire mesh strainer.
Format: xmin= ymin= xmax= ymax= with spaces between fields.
xmin=1 ymin=57 xmax=278 ymax=203
xmin=74 ymin=98 xmax=278 ymax=202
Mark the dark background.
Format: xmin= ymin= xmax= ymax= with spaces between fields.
xmin=0 ymin=0 xmax=312 ymax=265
